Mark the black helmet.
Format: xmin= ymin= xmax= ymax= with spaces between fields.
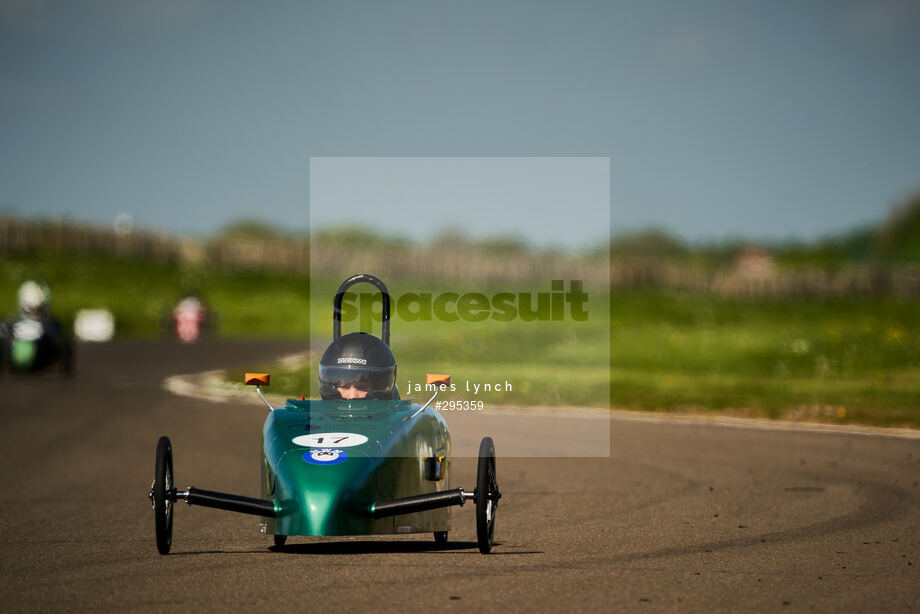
xmin=319 ymin=332 xmax=397 ymax=400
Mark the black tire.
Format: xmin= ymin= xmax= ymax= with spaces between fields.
xmin=274 ymin=534 xmax=287 ymax=548
xmin=476 ymin=437 xmax=499 ymax=554
xmin=434 ymin=531 xmax=448 ymax=544
xmin=153 ymin=436 xmax=175 ymax=555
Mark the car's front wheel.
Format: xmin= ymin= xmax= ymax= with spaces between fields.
xmin=152 ymin=436 xmax=174 ymax=555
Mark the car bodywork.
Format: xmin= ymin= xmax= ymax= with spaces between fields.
xmin=260 ymin=397 xmax=452 ymax=537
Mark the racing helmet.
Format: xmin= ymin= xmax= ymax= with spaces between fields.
xmin=18 ymin=280 xmax=51 ymax=316
xmin=319 ymin=332 xmax=397 ymax=400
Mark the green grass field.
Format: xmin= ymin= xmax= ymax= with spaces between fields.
xmin=241 ymin=278 xmax=920 ymax=427
xmin=609 ymin=292 xmax=920 ymax=425
xmin=3 ymin=253 xmax=918 ymax=427
xmin=0 ymin=253 xmax=310 ymax=338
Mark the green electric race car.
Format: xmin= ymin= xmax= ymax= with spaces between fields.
xmin=148 ymin=274 xmax=501 ymax=555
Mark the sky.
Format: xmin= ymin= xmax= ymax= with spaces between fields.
xmin=1 ymin=0 xmax=919 ymax=246
xmin=310 ymin=157 xmax=609 ymax=248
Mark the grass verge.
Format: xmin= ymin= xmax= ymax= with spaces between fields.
xmin=3 ymin=254 xmax=917 ymax=427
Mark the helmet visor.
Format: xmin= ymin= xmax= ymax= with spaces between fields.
xmin=319 ymin=364 xmax=395 ymax=399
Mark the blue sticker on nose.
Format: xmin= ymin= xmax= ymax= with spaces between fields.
xmin=302 ymin=448 xmax=348 ymax=465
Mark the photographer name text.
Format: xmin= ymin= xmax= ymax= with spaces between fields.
xmin=406 ymin=379 xmax=512 ymax=395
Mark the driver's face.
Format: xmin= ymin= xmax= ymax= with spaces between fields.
xmin=337 ymin=384 xmax=369 ymax=399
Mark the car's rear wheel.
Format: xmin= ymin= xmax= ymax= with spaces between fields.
xmin=434 ymin=531 xmax=448 ymax=544
xmin=274 ymin=534 xmax=287 ymax=548
xmin=476 ymin=437 xmax=499 ymax=554
xmin=153 ymin=436 xmax=174 ymax=555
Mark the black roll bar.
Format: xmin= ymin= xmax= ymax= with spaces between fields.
xmin=332 ymin=273 xmax=391 ymax=346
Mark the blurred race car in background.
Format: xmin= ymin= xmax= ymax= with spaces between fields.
xmin=162 ymin=292 xmax=215 ymax=343
xmin=1 ymin=280 xmax=74 ymax=376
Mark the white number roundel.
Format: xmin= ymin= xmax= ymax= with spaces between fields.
xmin=292 ymin=432 xmax=369 ymax=448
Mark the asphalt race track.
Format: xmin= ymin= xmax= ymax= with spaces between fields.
xmin=1 ymin=341 xmax=918 ymax=612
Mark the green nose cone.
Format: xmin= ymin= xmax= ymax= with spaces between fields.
xmin=273 ymin=451 xmax=380 ymax=536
